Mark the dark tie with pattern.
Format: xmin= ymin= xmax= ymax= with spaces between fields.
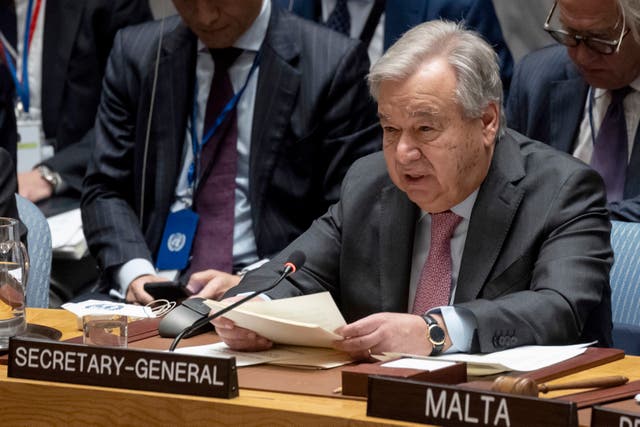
xmin=591 ymin=86 xmax=633 ymax=202
xmin=0 ymin=0 xmax=17 ymax=60
xmin=187 ymin=48 xmax=243 ymax=276
xmin=325 ymin=0 xmax=351 ymax=36
xmin=412 ymin=211 xmax=462 ymax=315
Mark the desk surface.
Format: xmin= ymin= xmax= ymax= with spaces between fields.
xmin=1 ymin=309 xmax=638 ymax=426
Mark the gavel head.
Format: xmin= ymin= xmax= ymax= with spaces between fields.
xmin=491 ymin=376 xmax=538 ymax=397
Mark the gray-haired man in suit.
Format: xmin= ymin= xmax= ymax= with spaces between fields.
xmin=507 ymin=0 xmax=640 ymax=221
xmin=81 ymin=0 xmax=380 ymax=304
xmin=215 ymin=20 xmax=613 ymax=357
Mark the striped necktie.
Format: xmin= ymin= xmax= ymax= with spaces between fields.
xmin=591 ymin=86 xmax=632 ymax=202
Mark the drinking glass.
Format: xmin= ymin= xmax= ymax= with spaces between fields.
xmin=83 ymin=314 xmax=128 ymax=348
xmin=0 ymin=217 xmax=29 ymax=348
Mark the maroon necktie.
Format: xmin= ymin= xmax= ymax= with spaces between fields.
xmin=412 ymin=211 xmax=462 ymax=315
xmin=187 ymin=48 xmax=242 ymax=275
xmin=591 ymin=86 xmax=632 ymax=202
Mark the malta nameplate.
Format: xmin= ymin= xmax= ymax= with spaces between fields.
xmin=367 ymin=376 xmax=578 ymax=427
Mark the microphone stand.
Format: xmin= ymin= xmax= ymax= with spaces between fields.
xmin=169 ymin=267 xmax=293 ymax=352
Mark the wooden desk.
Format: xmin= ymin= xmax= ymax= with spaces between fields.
xmin=0 ymin=309 xmax=419 ymax=426
xmin=1 ymin=309 xmax=638 ymax=426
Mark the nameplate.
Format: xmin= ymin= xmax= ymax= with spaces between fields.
xmin=342 ymin=360 xmax=466 ymax=397
xmin=8 ymin=337 xmax=238 ymax=399
xmin=367 ymin=376 xmax=578 ymax=427
xmin=591 ymin=404 xmax=640 ymax=427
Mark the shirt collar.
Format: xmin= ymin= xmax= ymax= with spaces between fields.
xmin=196 ymin=0 xmax=270 ymax=53
xmin=630 ymin=75 xmax=640 ymax=92
xmin=418 ymin=189 xmax=479 ymax=222
xmin=592 ymin=74 xmax=640 ymax=100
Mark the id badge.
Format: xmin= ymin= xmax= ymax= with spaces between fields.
xmin=16 ymin=118 xmax=44 ymax=172
xmin=156 ymin=209 xmax=199 ymax=270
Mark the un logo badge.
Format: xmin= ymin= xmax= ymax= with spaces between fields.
xmin=167 ymin=232 xmax=186 ymax=252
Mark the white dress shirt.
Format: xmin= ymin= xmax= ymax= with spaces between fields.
xmin=573 ymin=76 xmax=640 ymax=165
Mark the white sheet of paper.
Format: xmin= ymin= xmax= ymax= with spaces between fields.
xmin=175 ymin=342 xmax=353 ymax=369
xmin=238 ymin=292 xmax=347 ymax=332
xmin=434 ymin=342 xmax=593 ymax=372
xmin=205 ymin=292 xmax=346 ymax=348
xmin=384 ymin=342 xmax=594 ymax=376
xmin=48 ymin=208 xmax=84 ymax=248
xmin=381 ymin=358 xmax=457 ymax=371
xmin=62 ymin=300 xmax=153 ymax=319
xmin=62 ymin=300 xmax=153 ymax=330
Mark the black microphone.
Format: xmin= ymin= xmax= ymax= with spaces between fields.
xmin=169 ymin=250 xmax=306 ymax=351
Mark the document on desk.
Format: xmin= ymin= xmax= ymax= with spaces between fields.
xmin=385 ymin=342 xmax=594 ymax=376
xmin=176 ymin=342 xmax=353 ymax=369
xmin=47 ymin=208 xmax=88 ymax=259
xmin=204 ymin=292 xmax=346 ymax=348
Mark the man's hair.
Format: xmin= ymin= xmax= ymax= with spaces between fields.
xmin=368 ymin=20 xmax=505 ymax=137
xmin=620 ymin=0 xmax=640 ymax=43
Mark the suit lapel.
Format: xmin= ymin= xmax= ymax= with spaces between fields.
xmin=549 ymin=66 xmax=588 ymax=154
xmin=41 ymin=0 xmax=84 ymax=137
xmin=625 ymin=125 xmax=640 ymax=198
xmin=141 ymin=21 xmax=195 ymax=241
xmin=455 ymin=134 xmax=525 ymax=303
xmin=379 ymin=184 xmax=418 ymax=312
xmin=249 ymin=8 xmax=300 ymax=229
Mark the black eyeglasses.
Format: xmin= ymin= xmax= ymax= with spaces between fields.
xmin=544 ymin=1 xmax=630 ymax=55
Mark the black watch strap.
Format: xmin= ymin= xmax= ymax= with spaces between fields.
xmin=422 ymin=314 xmax=446 ymax=356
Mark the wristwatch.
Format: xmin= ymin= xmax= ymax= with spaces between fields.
xmin=37 ymin=165 xmax=60 ymax=192
xmin=422 ymin=314 xmax=446 ymax=356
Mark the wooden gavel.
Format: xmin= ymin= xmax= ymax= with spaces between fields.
xmin=491 ymin=375 xmax=629 ymax=397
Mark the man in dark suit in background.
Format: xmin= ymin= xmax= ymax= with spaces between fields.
xmin=3 ymin=0 xmax=151 ymax=202
xmin=0 ymin=60 xmax=17 ymax=163
xmin=275 ymin=0 xmax=513 ymax=94
xmin=81 ymin=0 xmax=380 ymax=304
xmin=0 ymin=147 xmax=18 ymax=219
xmin=507 ymin=0 xmax=640 ymax=221
xmin=216 ymin=20 xmax=612 ymax=357
xmin=0 ymin=63 xmax=18 ymax=219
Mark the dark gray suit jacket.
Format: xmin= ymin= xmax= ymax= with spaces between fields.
xmin=37 ymin=0 xmax=151 ymax=192
xmin=506 ymin=44 xmax=640 ymax=221
xmin=275 ymin=0 xmax=514 ymax=94
xmin=0 ymin=147 xmax=18 ymax=219
xmin=235 ymin=130 xmax=613 ymax=352
xmin=81 ymin=6 xmax=381 ymax=284
xmin=0 ymin=63 xmax=17 ymax=164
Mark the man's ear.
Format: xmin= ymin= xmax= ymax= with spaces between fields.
xmin=480 ymin=102 xmax=499 ymax=147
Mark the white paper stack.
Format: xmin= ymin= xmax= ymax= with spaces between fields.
xmin=47 ymin=208 xmax=88 ymax=259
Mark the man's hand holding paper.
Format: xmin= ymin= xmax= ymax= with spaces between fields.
xmin=209 ymin=292 xmax=348 ymax=353
xmin=213 ymin=311 xmax=274 ymax=352
xmin=334 ymin=312 xmax=452 ymax=360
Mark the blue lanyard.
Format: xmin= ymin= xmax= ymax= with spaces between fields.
xmin=187 ymin=50 xmax=261 ymax=188
xmin=3 ymin=0 xmax=35 ymax=113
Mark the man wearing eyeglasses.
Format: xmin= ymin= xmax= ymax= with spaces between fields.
xmin=507 ymin=0 xmax=640 ymax=221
